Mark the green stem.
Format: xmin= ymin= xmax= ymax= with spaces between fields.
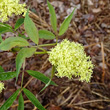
xmin=34 ymin=51 xmax=47 ymax=54
xmin=55 ymin=31 xmax=59 ymax=44
xmin=51 ymin=65 xmax=55 ymax=79
xmin=56 ymin=37 xmax=58 ymax=43
xmin=21 ymin=60 xmax=25 ymax=88
xmin=38 ymin=43 xmax=57 ymax=47
xmin=31 ymin=46 xmax=46 ymax=52
xmin=37 ymin=47 xmax=46 ymax=52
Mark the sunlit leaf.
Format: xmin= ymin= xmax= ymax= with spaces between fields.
xmin=16 ymin=48 xmax=36 ymax=81
xmin=47 ymin=0 xmax=57 ymax=32
xmin=38 ymin=30 xmax=55 ymax=40
xmin=24 ymin=8 xmax=39 ymax=44
xmin=0 ymin=37 xmax=29 ymax=51
xmin=18 ymin=34 xmax=29 ymax=40
xmin=59 ymin=8 xmax=76 ymax=36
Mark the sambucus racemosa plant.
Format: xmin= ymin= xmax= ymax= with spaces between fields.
xmin=0 ymin=0 xmax=93 ymax=110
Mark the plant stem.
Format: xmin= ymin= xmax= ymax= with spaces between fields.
xmin=34 ymin=51 xmax=47 ymax=54
xmin=56 ymin=37 xmax=58 ymax=43
xmin=38 ymin=43 xmax=57 ymax=47
xmin=31 ymin=46 xmax=47 ymax=52
xmin=55 ymin=31 xmax=59 ymax=44
xmin=51 ymin=65 xmax=55 ymax=79
xmin=37 ymin=47 xmax=46 ymax=52
xmin=21 ymin=60 xmax=25 ymax=88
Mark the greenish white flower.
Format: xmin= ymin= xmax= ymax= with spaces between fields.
xmin=0 ymin=0 xmax=26 ymax=22
xmin=0 ymin=81 xmax=4 ymax=93
xmin=48 ymin=39 xmax=94 ymax=82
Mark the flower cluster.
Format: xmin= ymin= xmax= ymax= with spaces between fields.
xmin=0 ymin=81 xmax=4 ymax=93
xmin=48 ymin=39 xmax=94 ymax=82
xmin=0 ymin=0 xmax=26 ymax=22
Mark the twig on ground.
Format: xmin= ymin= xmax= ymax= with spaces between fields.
xmin=101 ymin=42 xmax=106 ymax=82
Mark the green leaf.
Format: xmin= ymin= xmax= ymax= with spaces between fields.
xmin=0 ymin=37 xmax=29 ymax=51
xmin=47 ymin=0 xmax=57 ymax=32
xmin=39 ymin=79 xmax=51 ymax=93
xmin=26 ymin=70 xmax=57 ymax=86
xmin=0 ymin=89 xmax=20 ymax=110
xmin=11 ymin=47 xmax=21 ymax=52
xmin=58 ymin=8 xmax=76 ymax=36
xmin=15 ymin=18 xmax=24 ymax=31
xmin=16 ymin=48 xmax=36 ymax=81
xmin=24 ymin=8 xmax=39 ymax=44
xmin=38 ymin=30 xmax=55 ymax=40
xmin=40 ymin=66 xmax=56 ymax=93
xmin=0 ymin=23 xmax=12 ymax=29
xmin=0 ymin=23 xmax=13 ymax=34
xmin=0 ymin=26 xmax=12 ymax=34
xmin=18 ymin=34 xmax=29 ymax=40
xmin=23 ymin=88 xmax=46 ymax=110
xmin=18 ymin=93 xmax=24 ymax=110
xmin=0 ymin=71 xmax=16 ymax=81
xmin=0 ymin=66 xmax=4 ymax=72
xmin=0 ymin=34 xmax=3 ymax=43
